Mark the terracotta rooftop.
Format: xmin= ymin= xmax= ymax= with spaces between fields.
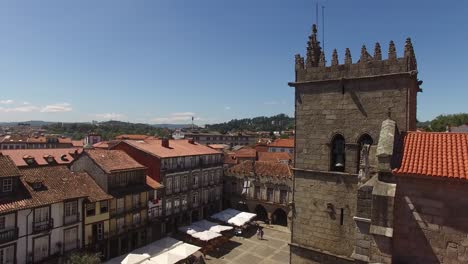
xmin=121 ymin=139 xmax=221 ymax=158
xmin=393 ymin=132 xmax=468 ymax=180
xmin=224 ymin=152 xmax=238 ymax=165
xmin=1 ymin=148 xmax=81 ymax=167
xmin=0 ymin=154 xmax=21 ymax=178
xmin=72 ymin=140 xmax=84 ymax=147
xmin=234 ymin=147 xmax=257 ymax=158
xmin=269 ymin=138 xmax=294 ymax=148
xmin=258 ymin=152 xmax=292 ymax=163
xmin=93 ymin=140 xmax=121 ymax=149
xmin=255 ymin=145 xmax=269 ymax=153
xmin=85 ymin=149 xmax=146 ymax=174
xmin=0 ymin=166 xmax=111 ymax=214
xmin=227 ymin=160 xmax=292 ymax=178
xmin=208 ymin=144 xmax=229 ymax=150
xmin=146 ymin=176 xmax=163 ymax=189
xmin=115 ymin=134 xmax=151 ymax=140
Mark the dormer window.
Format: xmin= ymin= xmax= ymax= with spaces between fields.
xmin=44 ymin=155 xmax=55 ymax=164
xmin=330 ymin=134 xmax=346 ymax=172
xmin=23 ymin=155 xmax=36 ymax=165
xmin=60 ymin=154 xmax=69 ymax=162
xmin=32 ymin=180 xmax=43 ymax=190
xmin=2 ymin=178 xmax=12 ymax=192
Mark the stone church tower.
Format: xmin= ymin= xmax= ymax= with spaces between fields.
xmin=289 ymin=25 xmax=420 ymax=263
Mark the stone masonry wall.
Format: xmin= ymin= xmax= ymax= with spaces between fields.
xmin=393 ymin=176 xmax=468 ymax=264
xmin=292 ymin=169 xmax=358 ymax=260
xmin=294 ymin=75 xmax=416 ymax=173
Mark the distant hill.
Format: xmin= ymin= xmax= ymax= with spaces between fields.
xmin=152 ymin=124 xmax=195 ymax=129
xmin=205 ymin=114 xmax=294 ymax=133
xmin=0 ymin=120 xmax=59 ymax=127
xmin=41 ymin=120 xmax=171 ymax=140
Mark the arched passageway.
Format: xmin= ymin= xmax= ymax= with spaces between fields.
xmin=255 ymin=204 xmax=268 ymax=222
xmin=271 ymin=208 xmax=288 ymax=226
xmin=192 ymin=210 xmax=199 ymax=222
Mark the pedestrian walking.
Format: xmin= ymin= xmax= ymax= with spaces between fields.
xmin=259 ymin=228 xmax=264 ymax=240
xmin=256 ymin=227 xmax=261 ymax=239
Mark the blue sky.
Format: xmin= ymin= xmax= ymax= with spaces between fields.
xmin=0 ymin=0 xmax=466 ymax=124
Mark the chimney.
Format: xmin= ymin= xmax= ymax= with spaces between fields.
xmin=188 ymin=138 xmax=195 ymax=144
xmin=162 ymin=138 xmax=170 ymax=148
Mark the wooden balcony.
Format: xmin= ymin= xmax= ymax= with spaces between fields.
xmin=0 ymin=227 xmax=18 ymax=244
xmin=33 ymin=218 xmax=54 ymax=233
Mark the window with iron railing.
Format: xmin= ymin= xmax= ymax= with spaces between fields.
xmin=182 ymin=195 xmax=187 ymax=211
xmin=192 ymin=192 xmax=199 ymax=207
xmin=116 ymin=198 xmax=125 ymax=215
xmin=116 ymin=217 xmax=125 ymax=234
xmin=165 ymin=199 xmax=172 ymax=215
xmin=149 ymin=206 xmax=162 ymax=219
xmin=280 ymin=190 xmax=288 ymax=204
xmin=132 ymin=213 xmax=141 ymax=226
xmin=267 ymin=188 xmax=274 ymax=202
xmin=173 ymin=176 xmax=180 ymax=193
xmin=181 ymin=175 xmax=188 ymax=191
xmin=132 ymin=194 xmax=140 ymax=209
xmin=254 ymin=186 xmax=261 ymax=200
xmin=33 ymin=207 xmax=53 ymax=233
xmin=192 ymin=173 xmax=199 ymax=188
xmin=174 ymin=199 xmax=180 ymax=213
xmin=166 ymin=177 xmax=173 ymax=195
xmin=64 ymin=200 xmax=79 ymax=225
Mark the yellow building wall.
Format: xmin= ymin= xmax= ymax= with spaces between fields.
xmin=84 ymin=201 xmax=110 ymax=225
xmin=83 ymin=200 xmax=111 ymax=246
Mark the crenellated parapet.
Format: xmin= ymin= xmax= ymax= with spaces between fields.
xmin=294 ymin=24 xmax=417 ymax=82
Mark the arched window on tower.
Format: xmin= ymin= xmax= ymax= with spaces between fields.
xmin=330 ymin=134 xmax=346 ymax=172
xmin=357 ymin=134 xmax=373 ymax=173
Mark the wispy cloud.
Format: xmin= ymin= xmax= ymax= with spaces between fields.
xmin=151 ymin=112 xmax=201 ymax=124
xmin=94 ymin=113 xmax=127 ymax=120
xmin=224 ymin=106 xmax=231 ymax=110
xmin=0 ymin=105 xmax=39 ymax=112
xmin=40 ymin=103 xmax=72 ymax=113
xmin=0 ymin=99 xmax=14 ymax=104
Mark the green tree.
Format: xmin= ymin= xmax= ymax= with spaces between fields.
xmin=429 ymin=113 xmax=468 ymax=132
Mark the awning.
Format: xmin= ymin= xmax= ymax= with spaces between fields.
xmin=211 ymin=209 xmax=257 ymax=227
xmin=105 ymin=237 xmax=201 ymax=264
xmin=178 ymin=219 xmax=232 ymax=241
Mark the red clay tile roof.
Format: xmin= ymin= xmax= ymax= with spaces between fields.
xmin=0 ymin=166 xmax=111 ymax=213
xmin=1 ymin=148 xmax=80 ymax=167
xmin=258 ymin=152 xmax=291 ymax=163
xmin=268 ymin=138 xmax=294 ymax=148
xmin=0 ymin=154 xmax=21 ymax=178
xmin=93 ymin=141 xmax=110 ymax=148
xmin=208 ymin=144 xmax=229 ymax=150
xmin=255 ymin=145 xmax=269 ymax=153
xmin=234 ymin=147 xmax=257 ymax=158
xmin=72 ymin=140 xmax=84 ymax=147
xmin=224 ymin=153 xmax=238 ymax=165
xmin=115 ymin=134 xmax=151 ymax=140
xmin=85 ymin=149 xmax=146 ymax=173
xmin=146 ymin=176 xmax=163 ymax=189
xmin=227 ymin=160 xmax=292 ymax=178
xmin=121 ymin=139 xmax=221 ymax=158
xmin=393 ymin=132 xmax=468 ymax=179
